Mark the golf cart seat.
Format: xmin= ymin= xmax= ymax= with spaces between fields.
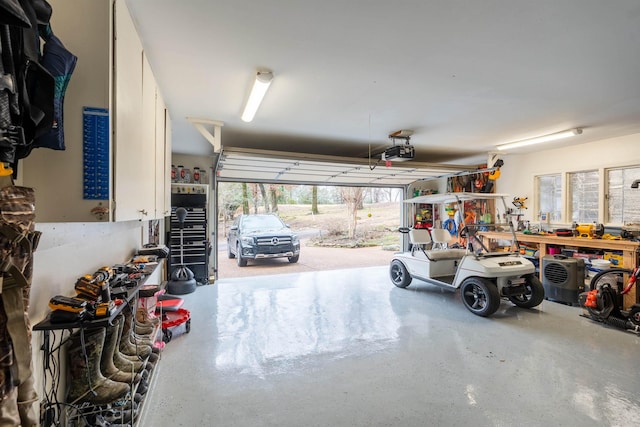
xmin=408 ymin=228 xmax=432 ymax=255
xmin=409 ymin=228 xmax=466 ymax=261
xmin=430 ymin=228 xmax=453 ymax=250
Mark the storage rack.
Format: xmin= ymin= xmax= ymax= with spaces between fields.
xmin=33 ymin=261 xmax=164 ymax=426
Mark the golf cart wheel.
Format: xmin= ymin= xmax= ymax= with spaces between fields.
xmin=629 ymin=305 xmax=640 ymax=327
xmin=509 ymin=274 xmax=545 ymax=308
xmin=227 ymin=242 xmax=235 ymax=259
xmin=185 ymin=319 xmax=192 ymax=333
xmin=288 ymin=255 xmax=299 ymax=263
xmin=237 ymin=244 xmax=247 ymax=267
xmin=390 ymin=260 xmax=412 ymax=288
xmin=460 ymin=277 xmax=500 ymax=317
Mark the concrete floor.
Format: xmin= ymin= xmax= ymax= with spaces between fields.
xmin=141 ymin=266 xmax=640 ymax=427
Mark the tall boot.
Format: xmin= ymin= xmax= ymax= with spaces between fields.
xmin=120 ymin=311 xmax=155 ymax=359
xmin=113 ymin=315 xmax=146 ymax=374
xmin=66 ymin=328 xmax=129 ymax=405
xmin=102 ymin=320 xmax=141 ymax=384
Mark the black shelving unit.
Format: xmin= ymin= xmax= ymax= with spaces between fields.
xmin=168 ymin=191 xmax=209 ymax=285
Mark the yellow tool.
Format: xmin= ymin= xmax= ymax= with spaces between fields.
xmin=0 ymin=163 xmax=13 ymax=177
xmin=48 ymin=295 xmax=87 ymax=313
xmin=572 ymin=222 xmax=604 ymax=238
xmin=512 ymin=197 xmax=528 ymax=210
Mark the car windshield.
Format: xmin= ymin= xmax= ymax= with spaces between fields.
xmin=242 ymin=215 xmax=285 ymax=231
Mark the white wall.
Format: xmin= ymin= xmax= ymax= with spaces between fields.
xmin=497 ymin=133 xmax=640 ymax=224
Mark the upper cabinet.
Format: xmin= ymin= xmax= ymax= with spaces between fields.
xmin=21 ymin=0 xmax=171 ymax=222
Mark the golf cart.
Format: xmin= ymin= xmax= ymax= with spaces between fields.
xmin=389 ymin=192 xmax=544 ymax=317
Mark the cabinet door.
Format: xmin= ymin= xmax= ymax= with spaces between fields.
xmin=154 ymin=91 xmax=171 ymax=219
xmin=113 ymin=0 xmax=154 ymax=221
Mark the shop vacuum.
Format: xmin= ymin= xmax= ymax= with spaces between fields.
xmin=166 ymin=207 xmax=197 ymax=295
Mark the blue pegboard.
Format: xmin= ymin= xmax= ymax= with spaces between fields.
xmin=82 ymin=107 xmax=110 ymax=200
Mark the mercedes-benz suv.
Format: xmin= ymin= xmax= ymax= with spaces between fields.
xmin=227 ymin=214 xmax=301 ymax=267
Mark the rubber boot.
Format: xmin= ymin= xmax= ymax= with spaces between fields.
xmin=113 ymin=315 xmax=146 ymax=374
xmin=102 ymin=321 xmax=141 ymax=385
xmin=120 ymin=312 xmax=154 ymax=359
xmin=66 ymin=328 xmax=129 ymax=405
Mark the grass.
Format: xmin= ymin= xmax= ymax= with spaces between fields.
xmin=276 ymin=202 xmax=401 ymax=249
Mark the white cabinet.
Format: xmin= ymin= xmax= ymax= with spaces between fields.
xmin=156 ymin=93 xmax=172 ymax=218
xmin=21 ymin=0 xmax=170 ymax=222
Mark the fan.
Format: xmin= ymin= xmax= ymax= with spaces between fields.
xmin=166 ymin=207 xmax=197 ymax=295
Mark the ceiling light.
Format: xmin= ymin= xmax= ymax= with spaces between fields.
xmin=241 ymin=71 xmax=273 ymax=122
xmin=496 ymin=128 xmax=583 ymax=151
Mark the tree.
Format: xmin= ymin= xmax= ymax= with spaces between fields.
xmin=340 ymin=187 xmax=364 ymax=239
xmin=311 ymin=185 xmax=319 ymax=214
xmin=259 ymin=183 xmax=269 ymax=212
xmin=242 ymin=183 xmax=249 ymax=214
xmin=251 ymin=184 xmax=259 ymax=214
xmin=269 ymin=184 xmax=279 ymax=212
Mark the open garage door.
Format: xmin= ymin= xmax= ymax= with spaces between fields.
xmin=214 ymin=147 xmax=481 ymax=186
xmin=207 ymin=147 xmax=484 ymax=280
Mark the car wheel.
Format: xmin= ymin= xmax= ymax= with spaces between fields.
xmin=236 ymin=244 xmax=247 ymax=267
xmin=509 ymin=274 xmax=545 ymax=308
xmin=288 ymin=255 xmax=299 ymax=263
xmin=460 ymin=277 xmax=500 ymax=317
xmin=390 ymin=260 xmax=412 ymax=288
xmin=227 ymin=241 xmax=235 ymax=259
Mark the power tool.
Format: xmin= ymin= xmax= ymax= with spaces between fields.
xmin=572 ymin=222 xmax=604 ymax=238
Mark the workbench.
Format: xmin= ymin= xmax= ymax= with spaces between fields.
xmin=478 ymin=231 xmax=640 ymax=307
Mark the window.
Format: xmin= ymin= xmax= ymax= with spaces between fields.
xmin=569 ymin=170 xmax=599 ymax=223
xmin=606 ymin=166 xmax=640 ymax=225
xmin=536 ymin=174 xmax=562 ymax=222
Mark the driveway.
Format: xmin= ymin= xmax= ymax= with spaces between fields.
xmin=216 ymin=238 xmax=397 ymax=279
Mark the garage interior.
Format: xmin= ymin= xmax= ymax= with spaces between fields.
xmin=4 ymin=0 xmax=640 ymax=426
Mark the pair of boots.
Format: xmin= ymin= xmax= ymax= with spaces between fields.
xmin=66 ymin=313 xmax=155 ymax=406
xmin=119 ymin=308 xmax=160 ymax=365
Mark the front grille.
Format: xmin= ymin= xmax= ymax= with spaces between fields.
xmin=256 ymin=236 xmax=292 ymax=246
xmin=254 ymin=236 xmax=293 ymax=254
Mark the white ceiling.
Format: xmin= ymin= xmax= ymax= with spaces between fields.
xmin=126 ymin=0 xmax=640 ymax=166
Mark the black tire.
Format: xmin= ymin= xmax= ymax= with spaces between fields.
xmin=629 ymin=305 xmax=640 ymax=327
xmin=237 ymin=244 xmax=247 ymax=267
xmin=509 ymin=274 xmax=545 ymax=308
xmin=227 ymin=241 xmax=235 ymax=259
xmin=390 ymin=260 xmax=412 ymax=288
xmin=185 ymin=319 xmax=191 ymax=333
xmin=162 ymin=328 xmax=172 ymax=343
xmin=288 ymin=255 xmax=299 ymax=263
xmin=460 ymin=277 xmax=500 ymax=317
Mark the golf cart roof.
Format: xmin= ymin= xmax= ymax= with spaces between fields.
xmin=404 ymin=192 xmax=511 ymax=204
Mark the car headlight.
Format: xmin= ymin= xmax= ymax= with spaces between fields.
xmin=241 ymin=236 xmax=254 ymax=246
xmin=291 ymin=234 xmax=299 ymax=244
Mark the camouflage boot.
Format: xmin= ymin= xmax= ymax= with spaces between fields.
xmin=101 ymin=321 xmax=141 ymax=385
xmin=66 ymin=328 xmax=129 ymax=405
xmin=0 ymin=184 xmax=41 ymax=426
xmin=113 ymin=315 xmax=146 ymax=374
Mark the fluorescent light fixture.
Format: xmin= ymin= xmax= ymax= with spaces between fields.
xmin=241 ymin=71 xmax=273 ymax=122
xmin=496 ymin=128 xmax=583 ymax=151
